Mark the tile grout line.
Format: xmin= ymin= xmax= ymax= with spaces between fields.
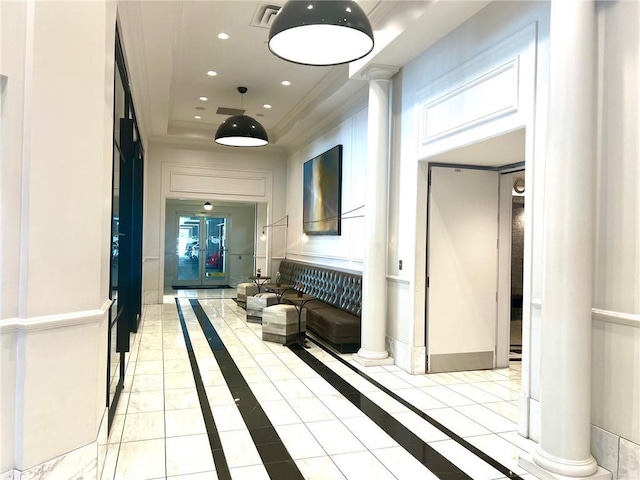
xmin=201 ymin=300 xmax=351 ymax=478
xmin=203 ymin=299 xmax=352 ymax=475
xmin=175 ymin=298 xmax=232 ymax=480
xmin=161 ymin=306 xmax=168 ymax=479
xmin=288 ymin=343 xmax=474 ymax=479
xmin=190 ymin=294 xmax=530 ymax=479
xmin=306 ymin=337 xmax=525 ymax=480
xmin=107 ymin=308 xmax=145 ymax=480
xmin=188 ymin=298 xmax=306 ymax=480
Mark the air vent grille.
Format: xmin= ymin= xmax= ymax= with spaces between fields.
xmin=250 ymin=3 xmax=281 ymax=29
xmin=216 ymin=107 xmax=245 ymax=116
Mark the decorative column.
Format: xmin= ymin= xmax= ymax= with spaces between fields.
xmin=520 ymin=1 xmax=609 ymax=478
xmin=355 ymin=64 xmax=398 ymax=366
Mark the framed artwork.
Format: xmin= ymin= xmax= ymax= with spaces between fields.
xmin=303 ymin=145 xmax=343 ymax=235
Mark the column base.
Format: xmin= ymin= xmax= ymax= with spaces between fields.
xmin=519 ymin=455 xmax=611 ymax=480
xmin=353 ymin=349 xmax=394 ymax=367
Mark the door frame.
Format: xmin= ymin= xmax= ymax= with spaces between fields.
xmin=425 ymin=162 xmax=525 ymax=372
xmin=425 ymin=164 xmax=501 ymax=373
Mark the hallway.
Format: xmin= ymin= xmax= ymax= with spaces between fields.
xmin=100 ymin=290 xmax=538 ymax=480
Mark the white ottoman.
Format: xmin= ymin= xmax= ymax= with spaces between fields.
xmin=246 ymin=293 xmax=278 ymax=324
xmin=262 ymin=304 xmax=306 ymax=345
xmin=236 ymin=283 xmax=258 ymax=309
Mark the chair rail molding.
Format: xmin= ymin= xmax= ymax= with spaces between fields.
xmin=0 ymin=300 xmax=110 ymax=333
xmin=592 ymin=308 xmax=640 ymax=328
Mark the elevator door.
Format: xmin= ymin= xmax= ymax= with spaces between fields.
xmin=426 ymin=166 xmax=500 ymax=373
xmin=175 ymin=215 xmax=228 ymax=287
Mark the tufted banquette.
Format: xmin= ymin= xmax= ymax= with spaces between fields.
xmin=277 ymin=260 xmax=362 ymax=353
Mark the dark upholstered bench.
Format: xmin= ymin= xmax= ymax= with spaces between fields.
xmin=278 ymin=260 xmax=361 ymax=353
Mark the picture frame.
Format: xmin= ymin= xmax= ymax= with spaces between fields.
xmin=303 ymin=145 xmax=343 ymax=236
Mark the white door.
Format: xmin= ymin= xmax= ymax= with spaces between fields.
xmin=426 ymin=166 xmax=500 ymax=373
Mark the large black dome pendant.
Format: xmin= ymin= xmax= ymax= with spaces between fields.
xmin=214 ymin=87 xmax=269 ymax=147
xmin=268 ymin=0 xmax=374 ymax=66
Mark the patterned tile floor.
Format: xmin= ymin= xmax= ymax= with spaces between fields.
xmin=100 ymin=289 xmax=541 ymax=480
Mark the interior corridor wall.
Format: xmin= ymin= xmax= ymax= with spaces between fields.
xmin=142 ymin=142 xmax=287 ymax=304
xmin=591 ymin=0 xmax=640 ymax=451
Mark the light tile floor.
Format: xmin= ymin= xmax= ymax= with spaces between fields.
xmin=100 ymin=289 xmax=540 ymax=480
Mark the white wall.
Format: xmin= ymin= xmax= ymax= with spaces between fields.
xmin=0 ymin=0 xmax=115 ymax=473
xmin=284 ymin=103 xmax=368 ymax=272
xmin=143 ymin=142 xmax=287 ymax=303
xmin=0 ymin=0 xmax=28 ymax=471
xmin=592 ymin=0 xmax=640 ymax=448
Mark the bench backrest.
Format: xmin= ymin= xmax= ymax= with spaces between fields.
xmin=278 ymin=260 xmax=362 ymax=317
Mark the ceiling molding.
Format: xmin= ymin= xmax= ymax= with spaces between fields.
xmin=116 ymin=1 xmax=151 ymax=140
xmin=149 ymin=134 xmax=287 ymax=157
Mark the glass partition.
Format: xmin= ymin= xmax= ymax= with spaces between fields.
xmin=107 ymin=25 xmax=144 ymax=431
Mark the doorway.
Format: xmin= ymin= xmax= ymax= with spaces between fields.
xmin=174 ymin=215 xmax=229 ymax=287
xmin=510 ymin=193 xmax=525 ymax=361
xmin=423 ymin=129 xmax=527 ymax=373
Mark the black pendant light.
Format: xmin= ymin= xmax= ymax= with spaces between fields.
xmin=268 ymin=0 xmax=374 ymax=66
xmin=214 ymin=87 xmax=269 ymax=147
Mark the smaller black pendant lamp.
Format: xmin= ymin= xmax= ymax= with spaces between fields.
xmin=214 ymin=87 xmax=269 ymax=147
xmin=269 ymin=0 xmax=374 ymax=66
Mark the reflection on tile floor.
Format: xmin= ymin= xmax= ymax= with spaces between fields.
xmin=100 ymin=289 xmax=539 ymax=480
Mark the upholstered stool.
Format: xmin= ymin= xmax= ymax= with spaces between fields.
xmin=246 ymin=293 xmax=278 ymax=324
xmin=262 ymin=305 xmax=306 ymax=345
xmin=236 ymin=283 xmax=258 ymax=309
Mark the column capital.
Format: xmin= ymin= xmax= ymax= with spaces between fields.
xmin=360 ymin=64 xmax=399 ymax=81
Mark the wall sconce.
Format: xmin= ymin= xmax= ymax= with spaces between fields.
xmin=301 ymin=205 xmax=365 ymax=242
xmin=260 ymin=214 xmax=289 ymax=260
xmin=260 ymin=215 xmax=289 ymax=240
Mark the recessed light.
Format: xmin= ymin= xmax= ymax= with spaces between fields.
xmin=263 ymin=104 xmax=272 ymax=109
xmin=207 ymin=70 xmax=217 ymax=77
xmin=281 ymin=80 xmax=291 ymax=86
xmin=194 ymin=115 xmax=201 ymax=119
xmin=217 ymin=32 xmax=229 ymax=40
xmin=199 ymin=96 xmax=208 ymax=101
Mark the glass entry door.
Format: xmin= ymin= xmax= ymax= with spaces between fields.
xmin=176 ymin=215 xmax=228 ymax=286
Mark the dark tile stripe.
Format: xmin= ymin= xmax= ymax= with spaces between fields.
xmin=306 ymin=337 xmax=525 ymax=480
xmin=175 ymin=299 xmax=232 ymax=480
xmin=288 ymin=343 xmax=473 ymax=480
xmin=188 ymin=299 xmax=305 ymax=480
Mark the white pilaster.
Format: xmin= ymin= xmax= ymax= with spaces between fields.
xmin=355 ymin=65 xmax=398 ymax=367
xmin=1 ymin=0 xmax=115 ymax=472
xmin=520 ymin=1 xmax=610 ymax=478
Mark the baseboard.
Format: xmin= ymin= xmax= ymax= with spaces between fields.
xmin=15 ymin=442 xmax=97 ymax=480
xmin=428 ymin=351 xmax=494 ymax=373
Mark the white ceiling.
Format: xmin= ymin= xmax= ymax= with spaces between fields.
xmin=117 ymin=0 xmax=494 ymax=153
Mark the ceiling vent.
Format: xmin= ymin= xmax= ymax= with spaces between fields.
xmin=250 ymin=3 xmax=282 ymax=29
xmin=216 ymin=107 xmax=245 ymax=116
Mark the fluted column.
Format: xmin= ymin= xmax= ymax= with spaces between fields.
xmin=355 ymin=65 xmax=398 ymax=366
xmin=520 ymin=1 xmax=609 ymax=478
